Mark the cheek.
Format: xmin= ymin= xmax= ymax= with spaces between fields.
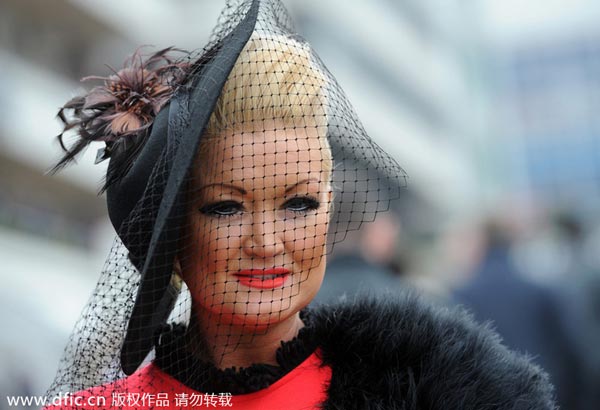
xmin=286 ymin=210 xmax=329 ymax=272
xmin=182 ymin=218 xmax=243 ymax=289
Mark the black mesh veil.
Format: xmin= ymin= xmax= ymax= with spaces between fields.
xmin=46 ymin=0 xmax=406 ymax=405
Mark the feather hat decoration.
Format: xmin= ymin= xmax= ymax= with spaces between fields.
xmin=53 ymin=47 xmax=190 ymax=189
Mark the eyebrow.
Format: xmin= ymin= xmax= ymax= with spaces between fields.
xmin=196 ymin=183 xmax=247 ymax=195
xmin=196 ymin=178 xmax=320 ymax=195
xmin=284 ymin=178 xmax=320 ymax=194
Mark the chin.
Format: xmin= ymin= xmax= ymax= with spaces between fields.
xmin=208 ymin=297 xmax=305 ymax=330
xmin=192 ymin=277 xmax=322 ymax=329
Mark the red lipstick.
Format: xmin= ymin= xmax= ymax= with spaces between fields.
xmin=234 ymin=267 xmax=290 ymax=289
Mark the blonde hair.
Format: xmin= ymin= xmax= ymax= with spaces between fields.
xmin=202 ymin=34 xmax=332 ymax=179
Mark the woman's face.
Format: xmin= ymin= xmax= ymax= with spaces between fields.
xmin=180 ymin=124 xmax=332 ymax=330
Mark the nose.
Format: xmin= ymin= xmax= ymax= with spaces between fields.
xmin=242 ymin=210 xmax=285 ymax=258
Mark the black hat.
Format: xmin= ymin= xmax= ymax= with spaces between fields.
xmin=106 ymin=1 xmax=261 ymax=374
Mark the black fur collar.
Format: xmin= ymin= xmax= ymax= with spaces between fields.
xmin=314 ymin=292 xmax=556 ymax=410
xmin=155 ymin=292 xmax=555 ymax=409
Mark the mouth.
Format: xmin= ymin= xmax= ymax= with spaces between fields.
xmin=233 ymin=268 xmax=290 ymax=289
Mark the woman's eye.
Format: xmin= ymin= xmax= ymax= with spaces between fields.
xmin=199 ymin=201 xmax=243 ymax=217
xmin=284 ymin=196 xmax=320 ymax=213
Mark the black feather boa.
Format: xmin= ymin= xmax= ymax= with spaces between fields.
xmin=156 ymin=292 xmax=556 ymax=409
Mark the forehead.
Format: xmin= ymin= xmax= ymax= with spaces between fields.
xmin=195 ymin=127 xmax=328 ymax=185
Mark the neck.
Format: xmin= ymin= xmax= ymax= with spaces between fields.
xmin=189 ymin=308 xmax=305 ymax=369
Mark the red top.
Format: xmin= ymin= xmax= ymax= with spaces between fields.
xmin=46 ymin=351 xmax=332 ymax=410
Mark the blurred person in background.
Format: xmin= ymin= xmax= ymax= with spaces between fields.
xmin=513 ymin=209 xmax=600 ymax=408
xmin=314 ymin=209 xmax=403 ymax=303
xmin=552 ymin=213 xmax=600 ymax=409
xmin=451 ymin=216 xmax=591 ymax=410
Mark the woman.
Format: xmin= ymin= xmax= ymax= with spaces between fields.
xmin=47 ymin=1 xmax=555 ymax=409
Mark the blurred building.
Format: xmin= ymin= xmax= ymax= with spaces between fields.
xmin=491 ymin=37 xmax=600 ymax=214
xmin=476 ymin=0 xmax=600 ymax=215
xmin=0 ymin=0 xmax=124 ymax=400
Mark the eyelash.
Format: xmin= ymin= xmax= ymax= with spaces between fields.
xmin=199 ymin=200 xmax=242 ymax=217
xmin=285 ymin=196 xmax=320 ymax=214
xmin=198 ymin=196 xmax=321 ymax=217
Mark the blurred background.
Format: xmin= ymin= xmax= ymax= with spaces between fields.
xmin=1 ymin=0 xmax=599 ymax=408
